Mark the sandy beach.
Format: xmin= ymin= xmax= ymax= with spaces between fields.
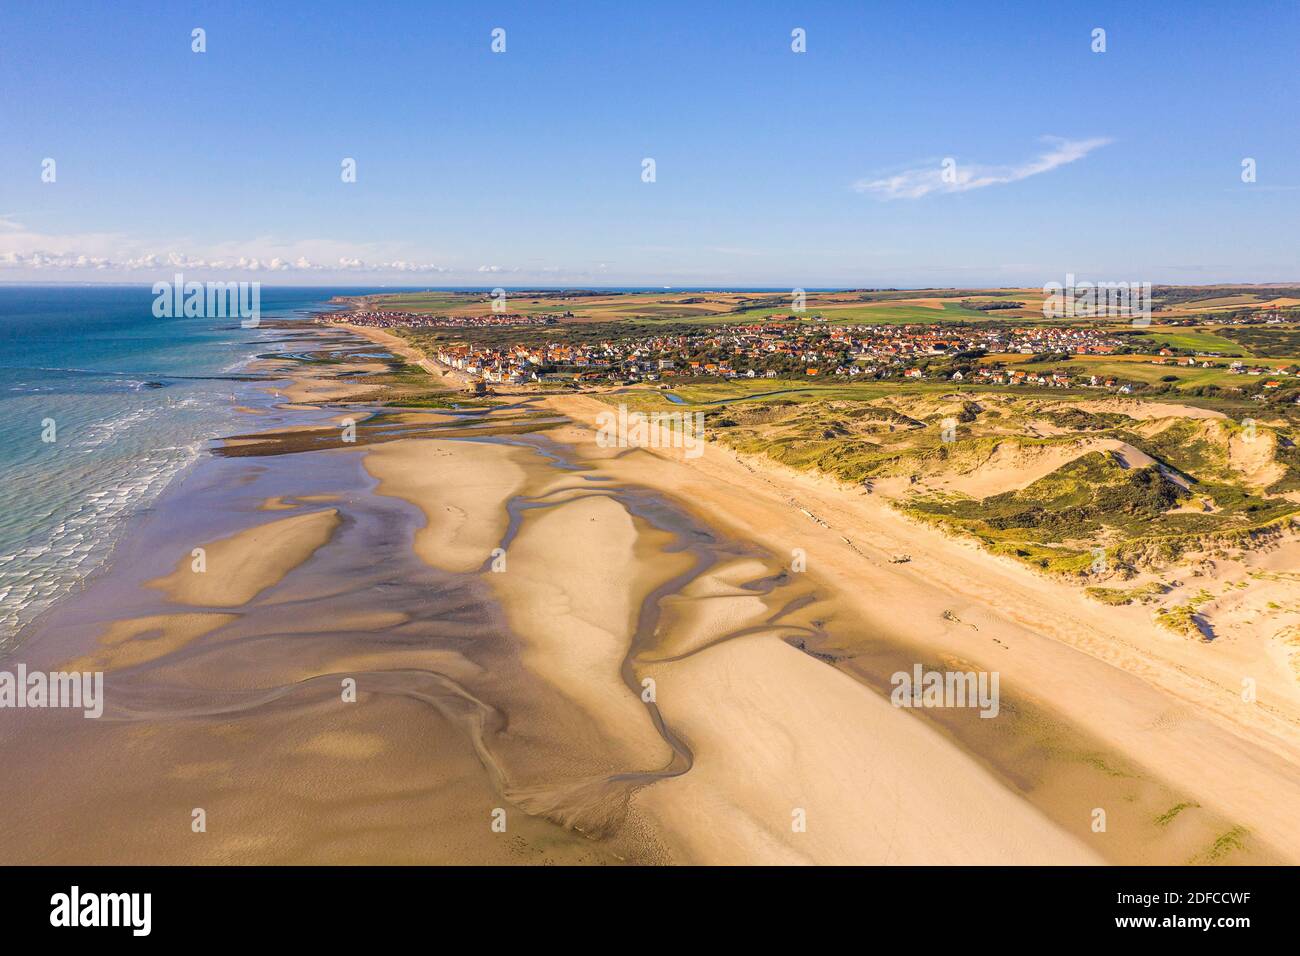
xmin=355 ymin=405 xmax=1101 ymax=862
xmin=2 ymin=320 xmax=1297 ymax=866
xmin=531 ymin=392 xmax=1300 ymax=863
xmin=376 ymin=362 xmax=1300 ymax=863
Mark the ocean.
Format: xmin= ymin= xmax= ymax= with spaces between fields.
xmin=0 ymin=285 xmax=362 ymax=647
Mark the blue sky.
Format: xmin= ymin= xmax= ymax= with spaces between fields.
xmin=1 ymin=0 xmax=1297 ymax=286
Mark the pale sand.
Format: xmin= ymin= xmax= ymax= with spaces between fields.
xmin=258 ymin=495 xmax=300 ymax=511
xmin=488 ymin=491 xmax=688 ymax=768
xmin=272 ymin=377 xmax=382 ymax=404
xmin=541 ymin=394 xmax=1300 ymax=862
xmin=3 ymin=689 xmax=623 ymax=865
xmin=1074 ymin=398 xmax=1228 ymax=420
xmin=298 ymin=730 xmax=389 ymax=760
xmin=257 ymin=494 xmax=343 ymax=512
xmin=1163 ymin=540 xmax=1300 ymax=698
xmin=262 ymin=356 xmax=390 ymax=404
xmin=362 ymin=428 xmax=1102 ymax=862
xmin=30 ymin=317 xmax=1295 ymax=864
xmin=635 ymin=634 xmax=1098 ymax=864
xmin=337 ymin=323 xmax=473 ymax=388
xmin=907 ymin=437 xmax=1155 ymax=499
xmin=363 ymin=438 xmax=529 ymax=574
xmin=650 ymin=555 xmax=796 ymax=660
xmin=148 ymin=508 xmax=341 ymax=607
xmin=63 ymin=613 xmax=237 ymax=672
xmin=1229 ymin=427 xmax=1288 ymax=489
xmin=5 ymin=418 xmax=640 ymax=863
xmin=364 ymin=435 xmax=681 ymax=766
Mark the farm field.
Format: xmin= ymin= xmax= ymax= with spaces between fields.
xmin=1046 ymin=355 xmax=1300 ymax=390
xmin=1051 ymin=358 xmax=1244 ymax=389
xmin=1121 ymin=329 xmax=1254 ymax=356
xmin=723 ymin=301 xmax=992 ymax=324
xmin=363 ymin=288 xmax=1044 ymax=325
xmin=357 ymin=285 xmax=1300 ymax=333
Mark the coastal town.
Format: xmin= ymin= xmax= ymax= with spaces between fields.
xmin=330 ymin=309 xmax=560 ymax=329
xmin=318 ymin=309 xmax=1297 ymax=396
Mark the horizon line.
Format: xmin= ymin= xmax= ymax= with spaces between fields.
xmin=4 ymin=280 xmax=1300 ymax=291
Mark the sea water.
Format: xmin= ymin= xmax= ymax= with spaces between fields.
xmin=0 ymin=284 xmax=353 ymax=647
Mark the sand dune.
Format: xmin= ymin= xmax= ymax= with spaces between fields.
xmin=1229 ymin=427 xmax=1287 ymax=489
xmin=1075 ymin=398 xmax=1227 ymax=420
xmin=355 ymin=425 xmax=1107 ymax=862
xmin=13 ymin=323 xmax=1298 ymax=866
xmin=542 ymin=393 xmax=1300 ymax=863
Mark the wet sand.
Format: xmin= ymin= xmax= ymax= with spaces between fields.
xmin=148 ymin=507 xmax=341 ymax=607
xmin=0 ymin=331 xmax=662 ymax=864
xmin=532 ymin=393 xmax=1300 ymax=865
xmin=1 ymin=323 xmax=1292 ymax=865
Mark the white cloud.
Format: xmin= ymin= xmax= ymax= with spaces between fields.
xmin=0 ymin=250 xmax=456 ymax=274
xmin=853 ymin=136 xmax=1111 ymax=200
xmin=0 ymin=218 xmax=612 ymax=282
xmin=0 ymin=217 xmax=460 ymax=276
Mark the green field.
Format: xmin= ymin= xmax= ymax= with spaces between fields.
xmin=366 ymin=292 xmax=486 ymax=313
xmin=1177 ymin=294 xmax=1268 ymax=309
xmin=604 ymin=378 xmax=1102 ymax=415
xmin=1050 ymin=355 xmax=1300 ymax=392
xmin=1122 ymin=329 xmax=1252 ymax=356
xmin=653 ymin=386 xmax=1300 ymax=578
xmin=361 ymin=290 xmax=1300 ymax=340
xmin=1053 ymin=358 xmax=1242 ymax=389
xmin=1221 ymin=326 xmax=1300 ymax=357
xmin=727 ymin=301 xmax=992 ymax=325
xmin=366 ymin=292 xmax=1001 ymax=325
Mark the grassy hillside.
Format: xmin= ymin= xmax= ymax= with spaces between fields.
xmin=690 ymin=391 xmax=1300 ymax=576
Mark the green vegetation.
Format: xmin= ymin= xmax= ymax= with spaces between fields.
xmin=1085 ymin=582 xmax=1169 ymax=605
xmin=1190 ymin=825 xmax=1250 ymax=864
xmin=367 ymin=292 xmax=482 ymax=313
xmin=1117 ymin=420 xmax=1229 ymax=482
xmin=276 ymin=346 xmax=478 ymax=410
xmin=1054 ymin=357 xmax=1243 ymax=391
xmin=1041 ymin=408 xmax=1137 ymax=431
xmin=360 ymin=358 xmax=466 ymax=408
xmin=906 ymin=452 xmax=1187 ymax=574
xmin=1152 ymin=284 xmax=1300 ymax=308
xmin=1120 ymin=328 xmax=1251 ymax=356
xmin=725 ymin=301 xmax=990 ymax=325
xmin=1154 ymin=802 xmax=1200 ymax=826
xmin=666 ymin=389 xmax=1300 ymax=578
xmin=1154 ymin=589 xmax=1215 ymax=639
xmin=1219 ymin=326 xmax=1300 ymax=357
xmin=364 ymin=290 xmax=1300 ymax=580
